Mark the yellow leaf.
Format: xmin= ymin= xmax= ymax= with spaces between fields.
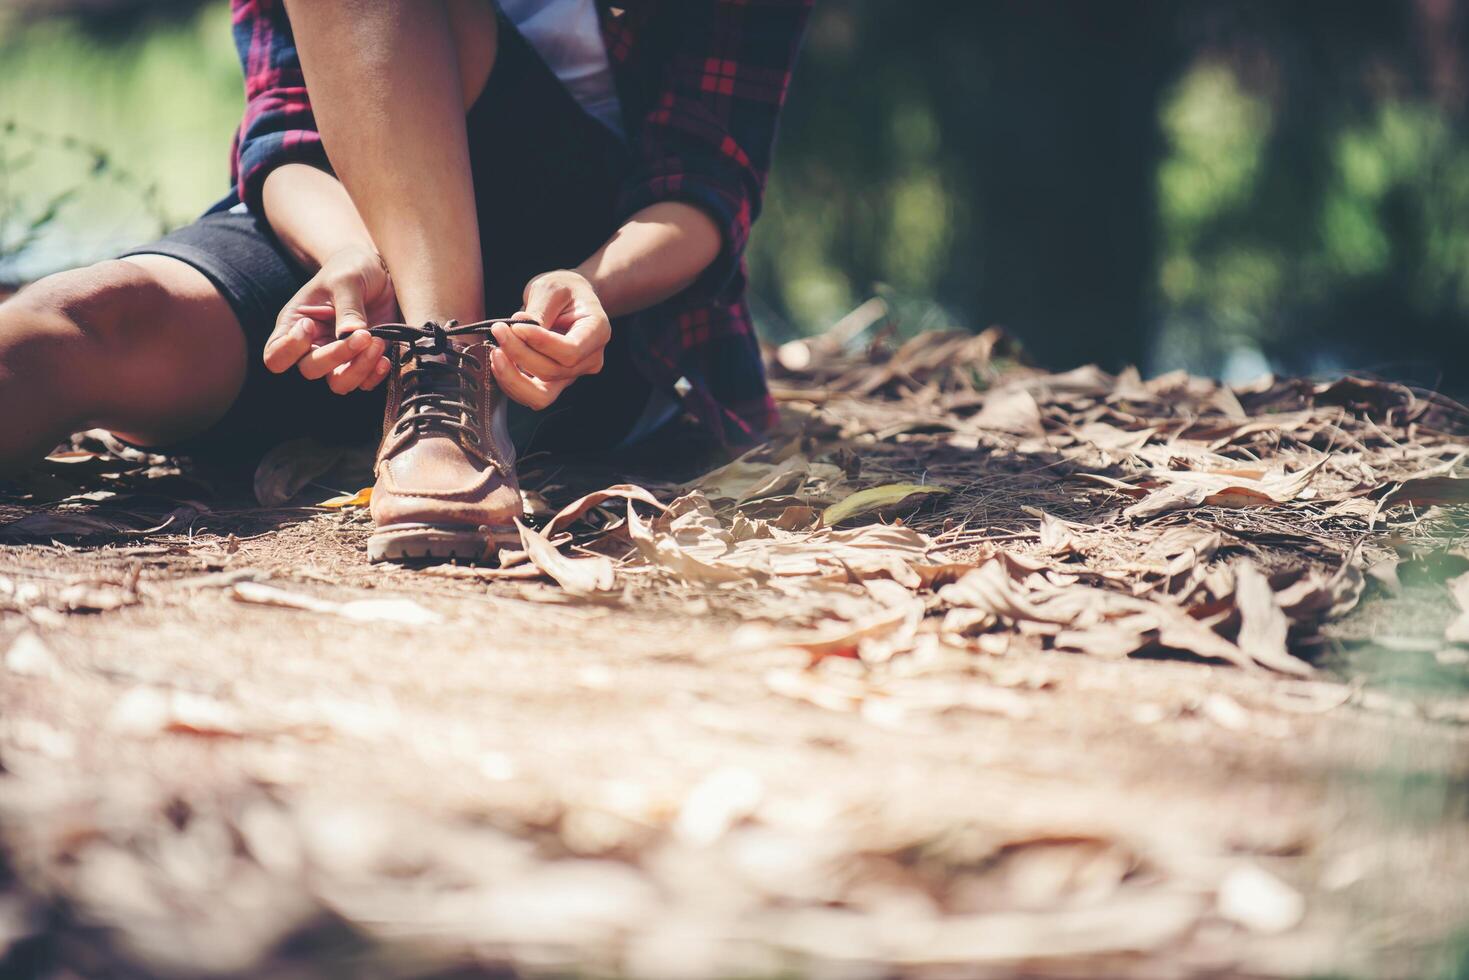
xmin=319 ymin=487 xmax=373 ymax=509
xmin=821 ymin=483 xmax=949 ymax=526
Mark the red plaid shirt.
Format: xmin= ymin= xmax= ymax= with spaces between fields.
xmin=227 ymin=0 xmax=813 ymax=445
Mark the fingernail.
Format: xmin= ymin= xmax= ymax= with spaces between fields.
xmin=348 ymin=330 xmax=369 ymax=350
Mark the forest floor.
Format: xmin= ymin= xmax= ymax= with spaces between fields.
xmin=1 ymin=321 xmax=1468 ymax=979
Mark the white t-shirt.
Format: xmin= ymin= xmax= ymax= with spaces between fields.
xmin=499 ymin=0 xmax=625 ymax=138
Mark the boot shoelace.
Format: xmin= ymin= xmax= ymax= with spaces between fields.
xmin=367 ymin=318 xmax=537 ymax=454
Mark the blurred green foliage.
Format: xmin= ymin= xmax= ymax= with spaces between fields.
xmin=0 ymin=2 xmax=239 ymax=280
xmin=4 ymin=0 xmax=1469 ymax=387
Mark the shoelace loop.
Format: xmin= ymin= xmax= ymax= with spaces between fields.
xmin=367 ymin=317 xmax=537 ymax=449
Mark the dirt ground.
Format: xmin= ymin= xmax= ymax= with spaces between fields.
xmin=1 ymin=330 xmax=1468 ymax=979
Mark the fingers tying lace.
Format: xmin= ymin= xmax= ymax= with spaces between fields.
xmin=368 ymin=318 xmax=538 ymax=450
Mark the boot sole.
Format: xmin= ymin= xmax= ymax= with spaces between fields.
xmin=368 ymin=523 xmax=520 ymax=564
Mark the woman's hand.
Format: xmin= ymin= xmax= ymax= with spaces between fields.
xmin=489 ymin=270 xmax=612 ymax=410
xmin=263 ymin=244 xmax=397 ymax=394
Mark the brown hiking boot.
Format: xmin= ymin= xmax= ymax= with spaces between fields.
xmin=364 ymin=318 xmax=529 ymax=563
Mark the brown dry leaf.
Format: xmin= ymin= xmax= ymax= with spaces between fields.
xmin=689 ymin=452 xmax=844 ymax=504
xmin=970 ymin=384 xmax=1046 ymax=436
xmin=1022 ymin=364 xmax=1116 ymax=400
xmin=1068 ymin=421 xmax=1155 ymax=458
xmin=545 ymin=484 xmax=666 ymax=537
xmin=1234 ymin=563 xmax=1314 ymax=676
xmin=625 ymin=491 xmax=934 ymax=587
xmin=516 ymin=519 xmax=616 ymax=594
xmin=1037 ymin=512 xmax=1079 ymax=556
xmin=938 ymin=561 xmax=1064 ymax=625
xmin=1274 ymin=563 xmax=1365 ymax=622
xmin=0 ymin=511 xmax=134 ymax=540
xmin=1152 ymin=605 xmax=1256 ymax=670
xmin=773 ymin=505 xmax=821 ymax=531
xmin=938 ymin=561 xmax=1263 ymax=669
xmin=1052 ymin=614 xmax=1158 ymax=658
xmin=254 ymin=438 xmax=344 ymax=507
xmin=1121 ymin=457 xmax=1329 ymax=521
xmin=417 ymin=563 xmax=546 ymax=582
xmin=1380 ymin=475 xmax=1469 ymax=509
xmin=231 ymin=582 xmax=443 ymax=625
xmin=949 ymin=836 xmax=1135 ymax=913
xmin=626 ymin=499 xmax=746 ymax=584
xmin=768 ymin=524 xmax=933 ymax=583
xmin=778 ymin=581 xmax=925 ymax=662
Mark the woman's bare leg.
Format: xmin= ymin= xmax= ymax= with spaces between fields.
xmin=282 ymin=0 xmax=497 ymax=326
xmin=0 ymin=256 xmax=247 ymax=469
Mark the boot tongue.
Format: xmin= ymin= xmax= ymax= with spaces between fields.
xmin=397 ymin=323 xmax=477 ymax=436
xmin=411 ymin=323 xmax=471 ymax=399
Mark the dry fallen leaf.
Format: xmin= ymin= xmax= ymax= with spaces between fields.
xmin=515 ymin=519 xmax=616 ymax=594
xmin=319 ymin=487 xmax=372 ymax=509
xmin=545 ymin=484 xmax=666 ymax=537
xmin=0 ymin=511 xmax=133 ymax=540
xmin=1120 ymin=458 xmax=1329 ymax=521
xmin=254 ymin=438 xmax=344 ymax=507
xmin=230 ymin=582 xmax=443 ymax=625
xmin=689 ymin=452 xmax=845 ymax=504
xmin=1234 ymin=563 xmax=1313 ymax=676
xmin=821 ymin=483 xmax=949 ymax=526
xmin=1381 ymin=474 xmax=1469 ymax=509
xmin=970 ymin=384 xmax=1046 ymax=436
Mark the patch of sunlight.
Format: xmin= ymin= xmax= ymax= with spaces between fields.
xmin=1158 ymin=62 xmax=1269 ymax=233
xmin=889 ymin=101 xmax=940 ymax=163
xmin=749 ymin=166 xmax=860 ymax=332
xmin=1327 ymin=102 xmax=1469 ymax=310
xmin=1322 ymin=195 xmax=1390 ymax=277
xmin=0 ymin=2 xmax=241 ymax=274
xmin=883 ymin=173 xmax=949 ymax=294
xmin=1209 ymin=247 xmax=1284 ymax=315
xmin=1159 ymin=255 xmax=1200 ymax=304
xmin=786 ymin=268 xmax=855 ymax=331
xmin=1336 ymin=128 xmax=1392 ymax=200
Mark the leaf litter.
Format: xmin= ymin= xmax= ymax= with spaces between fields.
xmin=1 ymin=321 xmax=1468 ymax=977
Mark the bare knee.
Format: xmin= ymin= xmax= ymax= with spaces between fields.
xmin=0 ymin=261 xmax=156 ymax=467
xmin=449 ymin=0 xmax=498 ymax=109
xmin=0 ymin=257 xmax=239 ymax=444
xmin=1 ymin=259 xmax=165 ymax=362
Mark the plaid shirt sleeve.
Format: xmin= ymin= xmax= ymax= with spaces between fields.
xmin=228 ymin=0 xmax=329 ymax=215
xmin=616 ymin=0 xmax=813 ymax=302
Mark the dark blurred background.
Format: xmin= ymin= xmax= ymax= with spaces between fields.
xmin=4 ymin=0 xmax=1469 ymax=388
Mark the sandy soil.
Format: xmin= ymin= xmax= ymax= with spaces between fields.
xmin=1 ymin=351 xmax=1468 ymax=979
